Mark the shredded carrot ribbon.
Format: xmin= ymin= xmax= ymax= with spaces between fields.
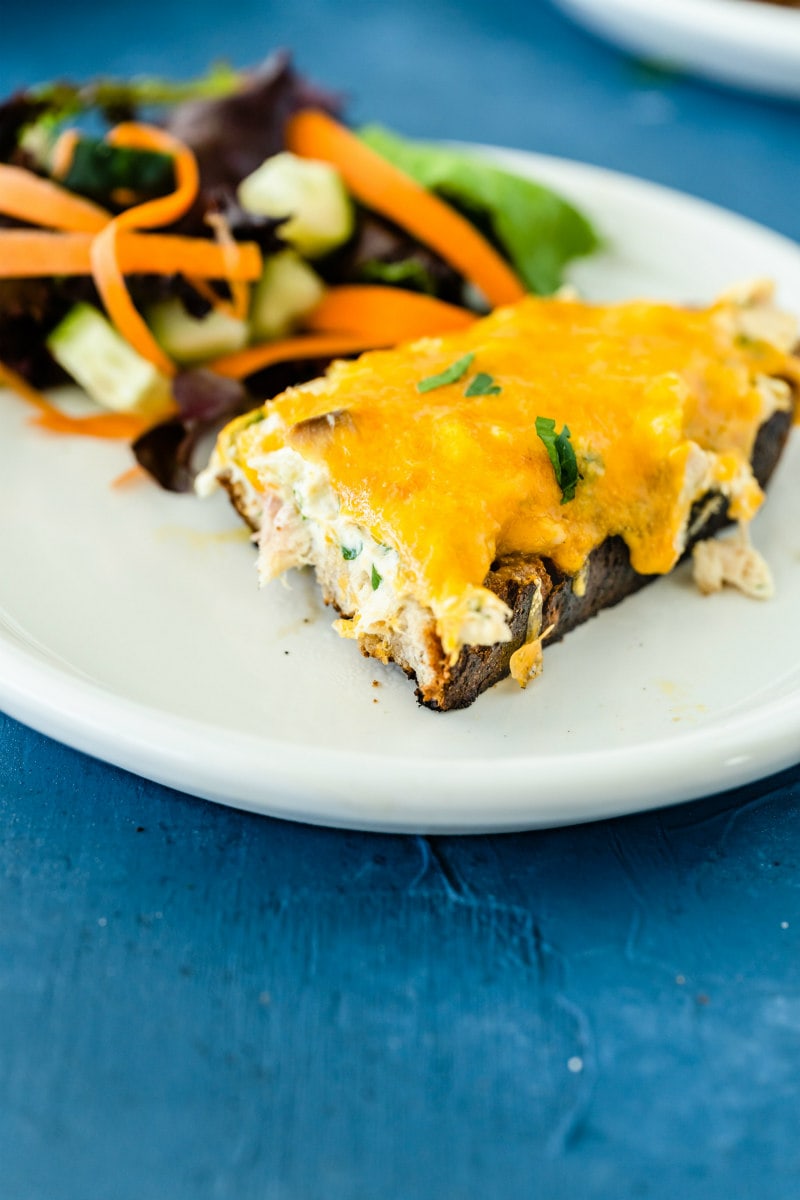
xmin=111 ymin=464 xmax=148 ymax=488
xmin=286 ymin=109 xmax=526 ymax=309
xmin=1 ymin=113 xmax=524 ymax=448
xmin=0 ymin=164 xmax=111 ymax=232
xmin=0 ymin=230 xmax=262 ymax=281
xmin=202 ymin=210 xmax=251 ymax=321
xmin=185 ymin=275 xmax=237 ymax=317
xmin=90 ymin=123 xmax=202 ymax=376
xmin=305 ymin=285 xmax=475 ymax=341
xmin=30 ymin=409 xmax=149 ymax=440
xmin=209 ymin=332 xmax=394 ymax=380
xmin=0 ymin=123 xmax=263 ymax=381
xmin=0 ymin=360 xmax=147 ymax=440
xmin=0 ymin=361 xmax=52 ymax=415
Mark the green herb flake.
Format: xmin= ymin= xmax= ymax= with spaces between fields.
xmin=241 ymin=409 xmax=267 ymax=429
xmin=341 ymin=544 xmax=362 ymax=561
xmin=371 ymin=564 xmax=382 ymax=590
xmin=292 ymin=487 xmax=307 ymax=520
xmin=464 ymin=372 xmax=502 ymax=397
xmin=535 ymin=416 xmax=581 ymax=505
xmin=417 ymin=353 xmax=474 ymax=393
xmin=735 ymin=332 xmax=764 ymax=354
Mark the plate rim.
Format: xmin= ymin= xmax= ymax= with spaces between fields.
xmin=2 ymin=148 xmax=800 ymax=833
xmin=555 ymin=0 xmax=800 ymax=45
xmin=552 ymin=0 xmax=800 ymax=98
xmin=2 ymin=627 xmax=799 ymax=833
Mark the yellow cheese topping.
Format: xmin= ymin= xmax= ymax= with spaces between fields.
xmin=217 ymin=294 xmax=796 ymax=621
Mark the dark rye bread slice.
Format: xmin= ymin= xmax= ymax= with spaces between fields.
xmin=427 ymin=404 xmax=794 ymax=711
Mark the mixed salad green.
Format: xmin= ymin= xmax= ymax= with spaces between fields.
xmin=0 ymin=51 xmax=599 ymax=489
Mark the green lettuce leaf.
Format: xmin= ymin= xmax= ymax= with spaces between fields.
xmin=359 ymin=125 xmax=600 ymax=296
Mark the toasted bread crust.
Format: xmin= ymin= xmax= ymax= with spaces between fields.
xmin=219 ymin=474 xmax=260 ymax=532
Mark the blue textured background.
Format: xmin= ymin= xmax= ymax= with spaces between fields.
xmin=3 ymin=2 xmax=800 ymax=1197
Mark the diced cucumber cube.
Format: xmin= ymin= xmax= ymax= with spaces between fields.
xmin=147 ymin=297 xmax=248 ymax=365
xmin=250 ymin=249 xmax=326 ymax=341
xmin=237 ymin=152 xmax=354 ymax=259
xmin=47 ymin=303 xmax=174 ymax=418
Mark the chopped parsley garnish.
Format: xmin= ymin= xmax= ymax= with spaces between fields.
xmin=735 ymin=332 xmax=763 ymax=353
xmin=241 ymin=409 xmax=267 ymax=429
xmin=341 ymin=544 xmax=362 ymax=561
xmin=464 ymin=372 xmax=501 ymax=397
xmin=371 ymin=564 xmax=382 ymax=590
xmin=417 ymin=353 xmax=474 ymax=393
xmin=535 ymin=416 xmax=580 ymax=504
xmin=292 ymin=487 xmax=307 ymax=519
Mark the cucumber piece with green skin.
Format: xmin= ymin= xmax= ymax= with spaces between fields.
xmin=237 ymin=152 xmax=354 ymax=259
xmin=62 ymin=139 xmax=176 ymax=203
xmin=147 ymin=297 xmax=248 ymax=365
xmin=249 ymin=249 xmax=326 ymax=341
xmin=47 ymin=303 xmax=174 ymax=418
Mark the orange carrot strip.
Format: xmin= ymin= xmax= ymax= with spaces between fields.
xmin=30 ymin=409 xmax=149 ymax=440
xmin=92 ymin=225 xmax=177 ymax=375
xmin=204 ymin=210 xmax=250 ymax=321
xmin=111 ymin=464 xmax=148 ymax=488
xmin=0 ymin=231 xmax=261 ymax=280
xmin=305 ymin=285 xmax=476 ymax=340
xmin=184 ymin=275 xmax=240 ymax=320
xmin=0 ymin=360 xmax=52 ymax=413
xmin=286 ymin=110 xmax=526 ymax=309
xmin=209 ymin=333 xmax=392 ymax=380
xmin=104 ymin=123 xmax=201 ymax=229
xmin=106 ymin=121 xmax=250 ymax=324
xmin=90 ymin=124 xmax=201 ymax=376
xmin=117 ymin=234 xmax=261 ymax=280
xmin=0 ymin=164 xmax=110 ymax=233
xmin=0 ymin=232 xmax=96 ymax=277
xmin=0 ymin=360 xmax=146 ymax=440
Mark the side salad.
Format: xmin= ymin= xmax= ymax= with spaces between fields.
xmin=0 ymin=51 xmax=599 ymax=490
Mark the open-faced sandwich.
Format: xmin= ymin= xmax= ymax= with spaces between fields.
xmin=1 ymin=56 xmax=797 ymax=712
xmin=199 ymin=280 xmax=799 ymax=710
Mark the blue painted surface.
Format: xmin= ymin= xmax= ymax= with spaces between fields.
xmin=2 ymin=2 xmax=800 ymax=1196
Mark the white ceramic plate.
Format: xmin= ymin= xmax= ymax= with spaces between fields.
xmin=1 ymin=150 xmax=800 ymax=833
xmin=552 ymin=0 xmax=800 ymax=100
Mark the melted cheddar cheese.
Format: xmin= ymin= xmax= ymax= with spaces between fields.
xmin=209 ymin=292 xmax=797 ymax=653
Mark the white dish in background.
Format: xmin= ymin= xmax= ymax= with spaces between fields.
xmin=552 ymin=0 xmax=800 ymax=100
xmin=1 ymin=149 xmax=800 ymax=833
